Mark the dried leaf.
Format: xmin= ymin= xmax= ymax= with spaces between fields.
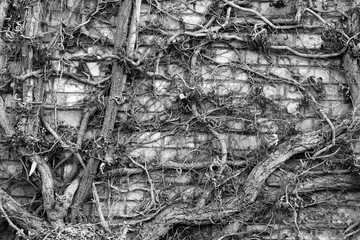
xmin=29 ymin=162 xmax=37 ymax=177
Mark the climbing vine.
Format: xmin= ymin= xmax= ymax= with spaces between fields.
xmin=0 ymin=0 xmax=360 ymax=239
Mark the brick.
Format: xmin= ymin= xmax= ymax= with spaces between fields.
xmin=158 ymin=64 xmax=185 ymax=78
xmin=218 ymin=82 xmax=251 ymax=96
xmin=233 ymin=70 xmax=249 ymax=81
xmin=202 ymin=81 xmax=251 ymax=96
xmin=195 ymin=133 xmax=212 ymax=146
xmin=268 ymin=67 xmax=293 ymax=80
xmin=271 ymin=34 xmax=296 ymax=48
xmin=295 ymin=35 xmax=323 ymax=49
xmin=163 ymin=134 xmax=195 ymax=148
xmin=56 ymin=110 xmax=82 ymax=127
xmin=125 ymin=190 xmax=145 ymax=201
xmin=141 ymin=14 xmax=202 ymax=30
xmin=3 ymin=94 xmax=13 ymax=108
xmin=49 ymin=11 xmax=62 ymax=26
xmin=13 ymin=197 xmax=33 ymax=206
xmin=161 ymin=2 xmax=191 ymax=14
xmin=134 ymin=132 xmax=162 ymax=148
xmin=257 ymin=118 xmax=278 ymax=133
xmin=351 ymin=142 xmax=360 ymax=154
xmin=50 ymin=60 xmax=62 ymax=72
xmin=135 ymin=112 xmax=159 ymax=122
xmin=194 ymin=0 xmax=212 ymax=13
xmin=277 ymin=55 xmax=312 ymax=66
xmin=84 ymin=128 xmax=101 ymax=141
xmin=226 ymin=120 xmax=245 ymax=131
xmin=50 ymin=77 xmax=86 ymax=93
xmin=129 ymin=148 xmax=158 ymax=162
xmin=0 ymin=144 xmax=12 ymax=160
xmin=151 ymin=171 xmax=193 ymax=185
xmin=296 ymin=67 xmax=330 ymax=84
xmin=67 ymin=0 xmax=80 ymax=9
xmin=44 ymin=92 xmax=87 ymax=106
xmin=138 ymin=35 xmax=165 ymax=45
xmin=324 ymin=85 xmax=344 ymax=101
xmin=201 ymin=81 xmax=216 ymax=94
xmin=182 ymin=14 xmax=205 ymax=26
xmin=140 ymin=2 xmax=151 ymax=14
xmin=165 ymin=173 xmax=192 ymax=185
xmin=285 ymin=85 xmax=303 ymax=99
xmin=328 ymin=69 xmax=346 ymax=84
xmin=153 ymin=80 xmax=170 ymax=94
xmin=0 ymin=161 xmax=22 ymax=178
xmin=244 ymin=51 xmax=260 ymax=64
xmin=201 ymin=65 xmax=233 ymax=81
xmin=295 ymin=118 xmax=320 ymax=132
xmin=214 ymin=49 xmax=238 ymax=64
xmin=263 ymin=85 xmax=285 ymax=99
xmin=159 ymin=149 xmax=177 ymax=163
xmin=132 ymin=79 xmax=152 ymax=93
xmin=160 ymin=149 xmax=194 ymax=162
xmin=313 ymin=68 xmax=331 ymax=83
xmin=87 ymin=45 xmax=113 ymax=56
xmin=329 ymin=102 xmax=351 ymax=117
xmin=98 ymin=201 xmax=139 ymax=217
xmin=88 ymin=20 xmax=114 ymax=41
xmin=136 ymin=95 xmax=173 ymax=112
xmin=253 ymin=1 xmax=293 ymax=16
xmin=9 ymin=184 xmax=37 ymax=197
xmin=228 ymin=134 xmax=259 ymax=150
xmin=286 ymin=101 xmax=300 ymax=115
xmin=86 ymin=62 xmax=101 ymax=77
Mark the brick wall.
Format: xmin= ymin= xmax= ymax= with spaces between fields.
xmin=0 ymin=0 xmax=357 ymax=238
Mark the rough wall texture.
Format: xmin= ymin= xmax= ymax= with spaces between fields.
xmin=1 ymin=0 xmax=359 ymax=239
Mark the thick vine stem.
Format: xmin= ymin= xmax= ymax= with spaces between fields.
xmin=47 ymin=173 xmax=82 ymax=227
xmin=244 ymin=120 xmax=350 ymax=203
xmin=0 ymin=198 xmax=29 ymax=239
xmin=71 ymin=0 xmax=134 ymax=222
xmin=0 ymin=85 xmax=55 ymax=220
xmin=0 ymin=188 xmax=48 ymax=232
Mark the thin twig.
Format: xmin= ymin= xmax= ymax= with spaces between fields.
xmin=40 ymin=109 xmax=86 ymax=168
xmin=92 ymin=182 xmax=110 ymax=232
xmin=126 ymin=156 xmax=156 ymax=209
